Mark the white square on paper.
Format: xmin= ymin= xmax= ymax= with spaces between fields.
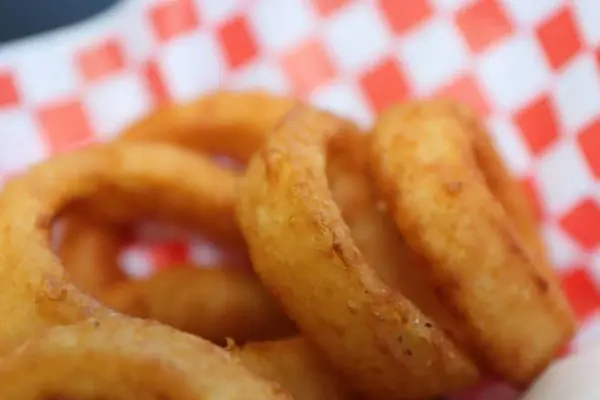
xmin=553 ymin=54 xmax=600 ymax=135
xmin=487 ymin=115 xmax=532 ymax=177
xmin=500 ymin=0 xmax=562 ymax=26
xmin=158 ymin=31 xmax=225 ymax=101
xmin=0 ymin=109 xmax=47 ymax=171
xmin=572 ymin=0 xmax=600 ymax=47
xmin=430 ymin=0 xmax=476 ymax=12
xmin=535 ymin=139 xmax=596 ymax=215
xmin=228 ymin=60 xmax=291 ymax=95
xmin=309 ymin=81 xmax=373 ymax=127
xmin=589 ymin=248 xmax=600 ymax=284
xmin=195 ymin=0 xmax=240 ymax=24
xmin=13 ymin=47 xmax=80 ymax=105
xmin=399 ymin=17 xmax=469 ymax=95
xmin=322 ymin=2 xmax=393 ymax=73
xmin=572 ymin=314 xmax=600 ymax=352
xmin=84 ymin=73 xmax=151 ymax=140
xmin=542 ymin=222 xmax=582 ymax=271
xmin=119 ymin=248 xmax=152 ymax=278
xmin=248 ymin=0 xmax=316 ymax=52
xmin=117 ymin=0 xmax=155 ymax=63
xmin=476 ymin=33 xmax=551 ymax=112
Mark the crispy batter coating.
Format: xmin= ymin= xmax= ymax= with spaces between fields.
xmin=58 ymin=213 xmax=129 ymax=296
xmin=120 ymin=91 xmax=296 ymax=163
xmin=0 ymin=315 xmax=290 ymax=400
xmin=102 ymin=266 xmax=296 ymax=344
xmin=237 ymin=106 xmax=479 ymax=399
xmin=231 ymin=337 xmax=360 ymax=400
xmin=370 ymin=100 xmax=575 ymax=385
xmin=0 ymin=142 xmax=239 ymax=354
xmin=58 ymin=91 xmax=298 ymax=297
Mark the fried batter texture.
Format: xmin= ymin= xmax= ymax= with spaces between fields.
xmin=57 ymin=91 xmax=298 ymax=299
xmin=370 ymin=100 xmax=575 ymax=385
xmin=0 ymin=142 xmax=240 ymax=354
xmin=230 ymin=337 xmax=359 ymax=400
xmin=0 ymin=315 xmax=290 ymax=400
xmin=0 ymin=91 xmax=575 ymax=400
xmin=237 ymin=103 xmax=575 ymax=399
xmin=102 ymin=268 xmax=357 ymax=400
xmin=238 ymin=106 xmax=480 ymax=399
xmin=102 ymin=266 xmax=296 ymax=344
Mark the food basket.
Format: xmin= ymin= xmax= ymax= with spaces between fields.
xmin=0 ymin=0 xmax=599 ymax=398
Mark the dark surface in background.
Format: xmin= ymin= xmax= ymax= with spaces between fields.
xmin=0 ymin=0 xmax=120 ymax=43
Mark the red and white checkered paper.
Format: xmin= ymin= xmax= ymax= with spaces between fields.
xmin=1 ymin=0 xmax=600 ymax=398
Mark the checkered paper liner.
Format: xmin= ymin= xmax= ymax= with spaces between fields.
xmin=1 ymin=0 xmax=600 ymax=398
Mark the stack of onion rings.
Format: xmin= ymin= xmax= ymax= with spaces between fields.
xmin=0 ymin=91 xmax=575 ymax=399
xmin=237 ymin=102 xmax=575 ymax=399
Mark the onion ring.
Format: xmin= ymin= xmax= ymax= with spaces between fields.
xmin=369 ymin=100 xmax=575 ymax=385
xmin=57 ymin=213 xmax=129 ymax=296
xmin=0 ymin=315 xmax=290 ymax=400
xmin=58 ymin=91 xmax=299 ymax=296
xmin=119 ymin=91 xmax=296 ymax=163
xmin=0 ymin=142 xmax=240 ymax=354
xmin=102 ymin=266 xmax=297 ymax=344
xmin=237 ymin=105 xmax=480 ymax=399
xmin=230 ymin=337 xmax=359 ymax=400
xmin=58 ymin=212 xmax=250 ymax=298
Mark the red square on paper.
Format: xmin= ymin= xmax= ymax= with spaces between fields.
xmin=77 ymin=38 xmax=126 ymax=83
xmin=578 ymin=118 xmax=600 ymax=179
xmin=218 ymin=16 xmax=259 ymax=70
xmin=281 ymin=39 xmax=336 ymax=97
xmin=513 ymin=94 xmax=559 ymax=156
xmin=559 ymin=198 xmax=600 ymax=251
xmin=536 ymin=7 xmax=582 ymax=71
xmin=142 ymin=59 xmax=172 ymax=107
xmin=0 ymin=71 xmax=20 ymax=108
xmin=149 ymin=0 xmax=199 ymax=42
xmin=312 ymin=0 xmax=350 ymax=17
xmin=435 ymin=74 xmax=490 ymax=118
xmin=456 ymin=0 xmax=513 ymax=54
xmin=36 ymin=100 xmax=94 ymax=153
xmin=561 ymin=267 xmax=600 ymax=321
xmin=378 ymin=0 xmax=432 ymax=34
xmin=150 ymin=241 xmax=190 ymax=270
xmin=359 ymin=58 xmax=412 ymax=113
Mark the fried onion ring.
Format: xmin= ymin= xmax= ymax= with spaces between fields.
xmin=0 ymin=315 xmax=290 ymax=400
xmin=58 ymin=213 xmax=129 ymax=296
xmin=101 ymin=266 xmax=296 ymax=344
xmin=237 ymin=105 xmax=479 ymax=399
xmin=58 ymin=91 xmax=299 ymax=296
xmin=120 ymin=91 xmax=296 ymax=163
xmin=231 ymin=337 xmax=359 ymax=400
xmin=369 ymin=100 xmax=575 ymax=385
xmin=0 ymin=142 xmax=240 ymax=354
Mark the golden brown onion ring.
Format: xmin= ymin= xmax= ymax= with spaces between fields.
xmin=120 ymin=91 xmax=296 ymax=163
xmin=58 ymin=91 xmax=299 ymax=296
xmin=369 ymin=100 xmax=575 ymax=385
xmin=0 ymin=315 xmax=290 ymax=400
xmin=237 ymin=105 xmax=479 ymax=399
xmin=57 ymin=213 xmax=129 ymax=296
xmin=231 ymin=337 xmax=360 ymax=400
xmin=58 ymin=209 xmax=251 ymax=298
xmin=0 ymin=142 xmax=240 ymax=354
xmin=101 ymin=266 xmax=296 ymax=344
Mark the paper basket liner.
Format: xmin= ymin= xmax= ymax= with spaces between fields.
xmin=1 ymin=1 xmax=600 ymax=398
